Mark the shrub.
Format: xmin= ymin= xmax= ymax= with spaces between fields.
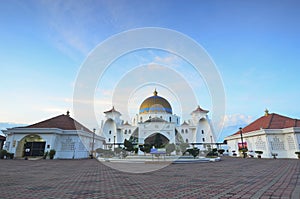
xmin=218 ymin=149 xmax=225 ymax=155
xmin=114 ymin=147 xmax=122 ymax=154
xmin=43 ymin=151 xmax=48 ymax=159
xmin=96 ymin=148 xmax=105 ymax=154
xmin=165 ymin=143 xmax=176 ymax=155
xmin=179 ymin=143 xmax=190 ymax=155
xmin=124 ymin=139 xmax=134 ymax=152
xmin=206 ymin=150 xmax=218 ymax=158
xmin=232 ymin=150 xmax=237 ymax=156
xmin=96 ymin=148 xmax=115 ymax=158
xmin=139 ymin=144 xmax=151 ymax=153
xmin=186 ymin=148 xmax=200 ymax=158
xmin=102 ymin=150 xmax=114 ymax=158
xmin=255 ymin=151 xmax=263 ymax=158
xmin=0 ymin=150 xmax=8 ymax=159
xmin=49 ymin=149 xmax=56 ymax=159
xmin=7 ymin=153 xmax=14 ymax=159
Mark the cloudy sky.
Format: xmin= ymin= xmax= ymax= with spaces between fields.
xmin=1 ymin=0 xmax=300 ymax=140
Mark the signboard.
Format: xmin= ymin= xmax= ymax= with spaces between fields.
xmin=238 ymin=142 xmax=248 ymax=150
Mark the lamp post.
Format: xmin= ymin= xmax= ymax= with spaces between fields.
xmin=113 ymin=135 xmax=116 ymax=151
xmin=239 ymin=127 xmax=246 ymax=158
xmin=91 ymin=128 xmax=95 ymax=159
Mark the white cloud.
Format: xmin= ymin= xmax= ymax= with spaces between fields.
xmin=41 ymin=107 xmax=68 ymax=115
xmin=153 ymin=55 xmax=180 ymax=66
xmin=222 ymin=114 xmax=253 ymax=127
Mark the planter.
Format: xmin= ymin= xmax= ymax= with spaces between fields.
xmin=255 ymin=151 xmax=263 ymax=159
xmin=49 ymin=149 xmax=56 ymax=159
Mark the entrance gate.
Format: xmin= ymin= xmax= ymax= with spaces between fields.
xmin=24 ymin=142 xmax=46 ymax=157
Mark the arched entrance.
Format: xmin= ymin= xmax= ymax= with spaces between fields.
xmin=144 ymin=133 xmax=169 ymax=148
xmin=16 ymin=135 xmax=46 ymax=157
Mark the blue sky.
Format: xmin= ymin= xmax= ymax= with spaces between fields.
xmin=1 ymin=0 xmax=300 ymax=140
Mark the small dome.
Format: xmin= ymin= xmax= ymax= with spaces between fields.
xmin=139 ymin=90 xmax=172 ymax=114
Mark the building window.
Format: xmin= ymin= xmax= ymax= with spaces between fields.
xmin=149 ymin=116 xmax=151 ymax=119
xmin=47 ymin=144 xmax=50 ymax=149
xmin=185 ymin=129 xmax=188 ymax=133
xmin=181 ymin=129 xmax=184 ymax=134
xmin=140 ymin=117 xmax=143 ymax=122
xmin=160 ymin=116 xmax=162 ymax=119
xmin=169 ymin=117 xmax=171 ymax=122
xmin=124 ymin=130 xmax=127 ymax=134
xmin=202 ymin=130 xmax=204 ymax=134
xmin=109 ymin=130 xmax=112 ymax=134
xmin=186 ymin=139 xmax=189 ymax=143
xmin=108 ymin=138 xmax=111 ymax=142
xmin=129 ymin=130 xmax=131 ymax=134
xmin=202 ymin=138 xmax=205 ymax=142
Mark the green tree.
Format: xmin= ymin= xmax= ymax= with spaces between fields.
xmin=49 ymin=149 xmax=56 ymax=159
xmin=139 ymin=144 xmax=151 ymax=153
xmin=218 ymin=149 xmax=225 ymax=155
xmin=180 ymin=143 xmax=190 ymax=155
xmin=0 ymin=150 xmax=8 ymax=159
xmin=206 ymin=148 xmax=218 ymax=157
xmin=114 ymin=147 xmax=122 ymax=154
xmin=186 ymin=148 xmax=200 ymax=158
xmin=165 ymin=143 xmax=176 ymax=155
xmin=124 ymin=139 xmax=134 ymax=152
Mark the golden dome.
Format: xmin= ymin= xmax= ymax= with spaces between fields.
xmin=139 ymin=90 xmax=172 ymax=114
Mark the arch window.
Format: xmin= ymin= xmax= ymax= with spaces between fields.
xmin=185 ymin=129 xmax=188 ymax=133
xmin=129 ymin=130 xmax=131 ymax=134
xmin=109 ymin=130 xmax=112 ymax=135
xmin=140 ymin=117 xmax=143 ymax=122
xmin=160 ymin=116 xmax=162 ymax=119
xmin=149 ymin=116 xmax=151 ymax=119
xmin=108 ymin=138 xmax=111 ymax=142
xmin=181 ymin=129 xmax=184 ymax=134
xmin=169 ymin=117 xmax=171 ymax=122
xmin=124 ymin=130 xmax=127 ymax=134
xmin=202 ymin=138 xmax=205 ymax=142
xmin=202 ymin=130 xmax=204 ymax=134
xmin=186 ymin=139 xmax=189 ymax=143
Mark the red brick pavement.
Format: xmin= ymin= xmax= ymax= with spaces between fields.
xmin=0 ymin=157 xmax=299 ymax=199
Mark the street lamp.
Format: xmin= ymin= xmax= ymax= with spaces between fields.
xmin=239 ymin=127 xmax=246 ymax=158
xmin=113 ymin=135 xmax=116 ymax=150
xmin=91 ymin=128 xmax=95 ymax=159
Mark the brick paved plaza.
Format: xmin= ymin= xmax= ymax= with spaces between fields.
xmin=0 ymin=157 xmax=299 ymax=199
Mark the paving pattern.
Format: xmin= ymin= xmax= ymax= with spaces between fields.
xmin=0 ymin=157 xmax=299 ymax=199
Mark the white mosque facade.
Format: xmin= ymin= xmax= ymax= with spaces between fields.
xmin=100 ymin=90 xmax=216 ymax=150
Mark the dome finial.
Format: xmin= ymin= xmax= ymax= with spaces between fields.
xmin=153 ymin=89 xmax=158 ymax=96
xmin=265 ymin=108 xmax=269 ymax=116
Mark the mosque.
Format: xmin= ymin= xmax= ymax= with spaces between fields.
xmin=100 ymin=90 xmax=216 ymax=150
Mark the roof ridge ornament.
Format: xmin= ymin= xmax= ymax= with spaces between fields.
xmin=265 ymin=108 xmax=269 ymax=116
xmin=153 ymin=89 xmax=158 ymax=96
